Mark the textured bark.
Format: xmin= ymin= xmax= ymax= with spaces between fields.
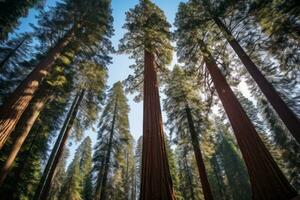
xmin=140 ymin=50 xmax=175 ymax=200
xmin=33 ymin=89 xmax=85 ymax=200
xmin=99 ymin=99 xmax=118 ymax=200
xmin=0 ymin=90 xmax=50 ymax=187
xmin=199 ymin=39 xmax=298 ymax=200
xmin=0 ymin=36 xmax=27 ymax=70
xmin=214 ymin=17 xmax=300 ymax=144
xmin=185 ymin=104 xmax=213 ymax=200
xmin=0 ymin=27 xmax=75 ymax=149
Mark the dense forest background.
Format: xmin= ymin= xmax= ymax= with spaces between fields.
xmin=0 ymin=0 xmax=299 ymax=200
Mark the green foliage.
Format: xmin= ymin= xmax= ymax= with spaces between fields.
xmin=48 ymin=148 xmax=69 ymax=200
xmin=163 ymin=65 xmax=206 ymax=143
xmin=0 ymin=33 xmax=35 ymax=104
xmin=0 ymin=0 xmax=44 ymax=40
xmin=59 ymin=137 xmax=93 ymax=200
xmin=258 ymin=98 xmax=300 ymax=191
xmin=119 ymin=0 xmax=173 ymax=100
xmin=176 ymin=141 xmax=204 ymax=200
xmin=93 ymin=82 xmax=133 ymax=199
xmin=165 ymin=138 xmax=183 ymax=199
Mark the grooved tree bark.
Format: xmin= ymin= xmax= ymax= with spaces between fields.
xmin=0 ymin=28 xmax=75 ymax=149
xmin=140 ymin=50 xmax=175 ymax=200
xmin=213 ymin=17 xmax=300 ymax=144
xmin=99 ymin=99 xmax=117 ymax=200
xmin=0 ymin=90 xmax=51 ymax=187
xmin=199 ymin=39 xmax=298 ymax=200
xmin=185 ymin=104 xmax=213 ymax=200
xmin=33 ymin=89 xmax=85 ymax=200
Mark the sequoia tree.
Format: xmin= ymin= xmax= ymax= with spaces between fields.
xmin=190 ymin=0 xmax=300 ymax=143
xmin=119 ymin=1 xmax=175 ymax=199
xmin=175 ymin=2 xmax=298 ymax=199
xmin=0 ymin=0 xmax=113 ymax=149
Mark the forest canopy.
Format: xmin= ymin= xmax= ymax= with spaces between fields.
xmin=0 ymin=0 xmax=299 ymax=200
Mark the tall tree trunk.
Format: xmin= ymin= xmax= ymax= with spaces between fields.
xmin=99 ymin=99 xmax=118 ymax=200
xmin=0 ymin=36 xmax=27 ymax=70
xmin=213 ymin=17 xmax=300 ymax=144
xmin=33 ymin=89 xmax=85 ymax=200
xmin=199 ymin=39 xmax=298 ymax=200
xmin=185 ymin=104 xmax=214 ymax=200
xmin=0 ymin=27 xmax=76 ymax=149
xmin=0 ymin=90 xmax=51 ymax=187
xmin=140 ymin=50 xmax=175 ymax=200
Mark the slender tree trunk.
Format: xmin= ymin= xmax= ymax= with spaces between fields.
xmin=213 ymin=17 xmax=300 ymax=144
xmin=99 ymin=99 xmax=118 ymax=200
xmin=140 ymin=50 xmax=175 ymax=200
xmin=0 ymin=36 xmax=27 ymax=70
xmin=33 ymin=89 xmax=85 ymax=200
xmin=199 ymin=39 xmax=298 ymax=200
xmin=185 ymin=104 xmax=214 ymax=200
xmin=0 ymin=27 xmax=76 ymax=149
xmin=0 ymin=90 xmax=51 ymax=187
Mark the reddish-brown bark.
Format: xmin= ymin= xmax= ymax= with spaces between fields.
xmin=140 ymin=50 xmax=175 ymax=200
xmin=185 ymin=104 xmax=213 ymax=200
xmin=0 ymin=28 xmax=75 ymax=149
xmin=33 ymin=89 xmax=84 ymax=200
xmin=0 ymin=91 xmax=50 ymax=187
xmin=214 ymin=17 xmax=300 ymax=144
xmin=199 ymin=39 xmax=298 ymax=200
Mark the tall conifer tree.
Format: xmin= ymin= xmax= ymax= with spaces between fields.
xmin=175 ymin=2 xmax=298 ymax=199
xmin=119 ymin=1 xmax=175 ymax=198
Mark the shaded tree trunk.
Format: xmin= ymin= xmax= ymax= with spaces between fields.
xmin=199 ymin=39 xmax=298 ymax=200
xmin=33 ymin=89 xmax=85 ymax=200
xmin=213 ymin=17 xmax=300 ymax=144
xmin=99 ymin=99 xmax=117 ymax=200
xmin=0 ymin=35 xmax=27 ymax=70
xmin=140 ymin=50 xmax=175 ymax=200
xmin=0 ymin=27 xmax=76 ymax=149
xmin=0 ymin=89 xmax=51 ymax=187
xmin=185 ymin=104 xmax=214 ymax=200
